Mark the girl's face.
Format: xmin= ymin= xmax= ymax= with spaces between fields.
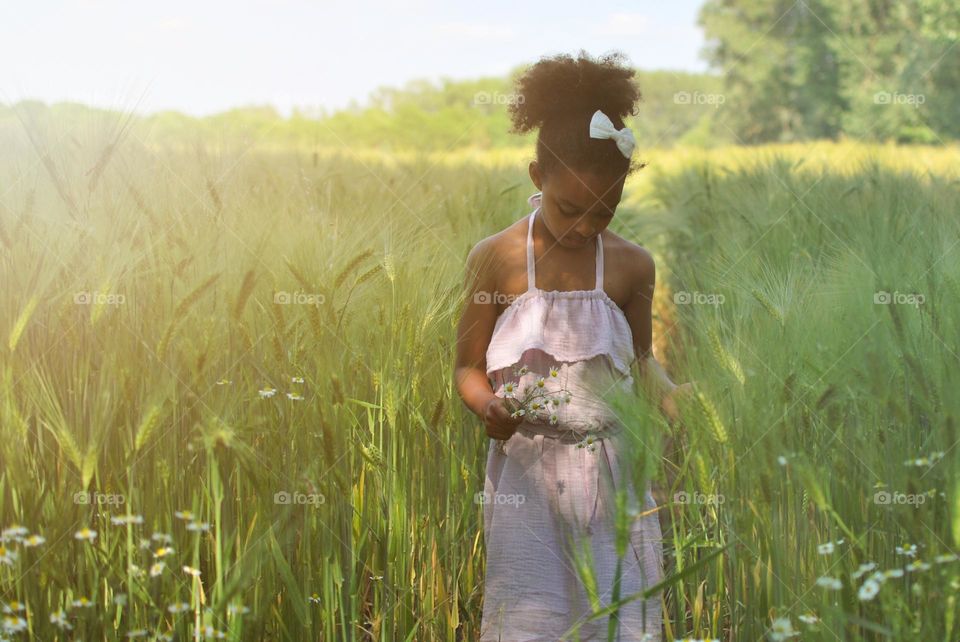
xmin=529 ymin=162 xmax=624 ymax=250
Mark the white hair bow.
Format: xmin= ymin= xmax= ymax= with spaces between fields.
xmin=589 ymin=109 xmax=636 ymax=160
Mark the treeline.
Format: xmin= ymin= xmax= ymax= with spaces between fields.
xmin=3 ymin=1 xmax=958 ymax=151
xmin=699 ymin=0 xmax=960 ymax=143
xmin=0 ymin=69 xmax=728 ymax=153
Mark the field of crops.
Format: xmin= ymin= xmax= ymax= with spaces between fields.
xmin=1 ymin=113 xmax=959 ymax=640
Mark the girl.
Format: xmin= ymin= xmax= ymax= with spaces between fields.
xmin=454 ymin=51 xmax=692 ymax=641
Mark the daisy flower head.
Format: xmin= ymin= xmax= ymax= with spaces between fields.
xmin=0 ymin=545 xmax=18 ymax=566
xmin=74 ymin=527 xmax=97 ymax=542
xmin=50 ymin=608 xmax=72 ymax=630
xmin=858 ymin=578 xmax=881 ymax=601
xmin=1 ymin=525 xmax=28 ymax=543
xmin=23 ymin=534 xmax=47 ymax=548
xmin=167 ymin=602 xmax=190 ymax=614
xmin=2 ymin=615 xmax=28 ymax=634
xmin=815 ymin=576 xmax=842 ymax=590
xmin=110 ymin=514 xmax=144 ymax=526
xmin=768 ymin=616 xmax=798 ymax=641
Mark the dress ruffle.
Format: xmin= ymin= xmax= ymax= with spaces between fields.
xmin=485 ymin=289 xmax=635 ymax=378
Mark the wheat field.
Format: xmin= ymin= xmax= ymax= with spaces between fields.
xmin=1 ymin=110 xmax=959 ymax=640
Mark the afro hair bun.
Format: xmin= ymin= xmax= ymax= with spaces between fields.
xmin=508 ymin=49 xmax=642 ymax=135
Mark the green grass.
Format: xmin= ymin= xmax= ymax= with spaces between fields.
xmin=1 ymin=109 xmax=959 ymax=640
xmin=640 ymin=153 xmax=960 ymax=640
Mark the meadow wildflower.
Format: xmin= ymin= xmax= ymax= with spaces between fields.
xmin=858 ymin=578 xmax=881 ymax=601
xmin=0 ymin=546 xmax=17 ymax=566
xmin=49 ymin=608 xmax=71 ymax=630
xmin=815 ymin=576 xmax=842 ymax=590
xmin=768 ymin=616 xmax=798 ymax=640
xmin=851 ymin=562 xmax=877 ymax=579
xmin=74 ymin=527 xmax=97 ymax=542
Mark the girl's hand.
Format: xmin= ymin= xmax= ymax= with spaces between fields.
xmin=482 ymin=396 xmax=524 ymax=440
xmin=660 ymin=382 xmax=695 ymax=425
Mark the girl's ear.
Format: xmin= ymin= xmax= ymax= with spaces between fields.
xmin=528 ymin=160 xmax=542 ymax=191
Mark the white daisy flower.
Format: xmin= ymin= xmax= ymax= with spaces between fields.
xmin=50 ymin=608 xmax=72 ymax=630
xmin=768 ymin=616 xmax=799 ymax=640
xmin=815 ymin=576 xmax=842 ymax=590
xmin=2 ymin=615 xmax=28 ymax=634
xmin=74 ymin=527 xmax=97 ymax=542
xmin=857 ymin=578 xmax=881 ymax=601
xmin=167 ymin=602 xmax=190 ymax=614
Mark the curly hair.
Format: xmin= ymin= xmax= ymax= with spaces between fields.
xmin=508 ymin=50 xmax=644 ymax=179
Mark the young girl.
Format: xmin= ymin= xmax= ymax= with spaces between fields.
xmin=454 ymin=51 xmax=692 ymax=641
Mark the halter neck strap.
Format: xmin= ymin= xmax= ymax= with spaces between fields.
xmin=526 ymin=206 xmax=603 ymax=293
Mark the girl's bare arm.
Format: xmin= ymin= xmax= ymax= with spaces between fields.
xmin=453 ymin=238 xmax=500 ymax=418
xmin=622 ymin=245 xmax=679 ymax=401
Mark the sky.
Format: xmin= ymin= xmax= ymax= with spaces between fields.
xmin=1 ymin=0 xmax=710 ymax=118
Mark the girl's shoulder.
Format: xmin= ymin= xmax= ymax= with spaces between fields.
xmin=464 ymin=217 xmax=528 ymax=283
xmin=603 ymin=228 xmax=656 ymax=286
